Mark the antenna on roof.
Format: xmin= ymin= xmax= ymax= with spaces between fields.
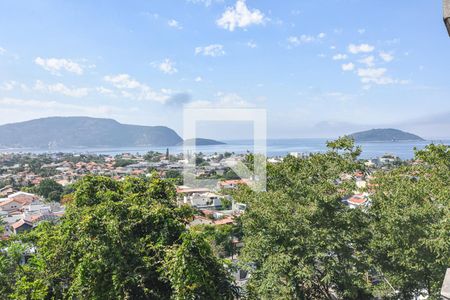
xmin=445 ymin=0 xmax=450 ymax=36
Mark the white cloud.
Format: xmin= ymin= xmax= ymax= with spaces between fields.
xmin=379 ymin=51 xmax=394 ymax=62
xmin=0 ymin=47 xmax=6 ymax=55
xmin=104 ymin=74 xmax=141 ymax=89
xmin=34 ymin=80 xmax=88 ymax=97
xmin=194 ymin=76 xmax=203 ymax=82
xmin=168 ymin=19 xmax=182 ymax=29
xmin=216 ymin=0 xmax=265 ymax=31
xmin=0 ymin=97 xmax=123 ymax=117
xmin=358 ymin=28 xmax=366 ymax=34
xmin=332 ymin=54 xmax=348 ymax=60
xmin=358 ymin=56 xmax=375 ymax=67
xmin=357 ymin=68 xmax=386 ymax=79
xmin=96 ymin=86 xmax=116 ymax=97
xmin=348 ymin=43 xmax=375 ymax=54
xmin=104 ymin=73 xmax=172 ymax=103
xmin=0 ymin=81 xmax=28 ymax=91
xmin=195 ymin=44 xmax=225 ymax=57
xmin=247 ymin=41 xmax=257 ymax=48
xmin=188 ymin=92 xmax=252 ymax=108
xmin=287 ymin=33 xmax=325 ymax=46
xmin=0 ymin=81 xmax=17 ymax=91
xmin=342 ymin=63 xmax=355 ymax=71
xmin=154 ymin=58 xmax=178 ymax=74
xmin=34 ymin=57 xmax=84 ymax=75
xmin=356 ymin=67 xmax=407 ymax=85
xmin=187 ymin=0 xmax=223 ymax=6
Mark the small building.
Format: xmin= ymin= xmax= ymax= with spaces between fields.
xmin=189 ymin=192 xmax=223 ymax=209
xmin=0 ymin=185 xmax=14 ymax=197
xmin=0 ymin=199 xmax=25 ymax=212
xmin=11 ymin=219 xmax=33 ymax=234
xmin=218 ymin=179 xmax=249 ymax=190
xmin=342 ymin=194 xmax=370 ymax=209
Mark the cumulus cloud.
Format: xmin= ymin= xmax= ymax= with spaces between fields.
xmin=154 ymin=58 xmax=178 ymax=74
xmin=103 ymin=73 xmax=173 ymax=103
xmin=166 ymin=93 xmax=192 ymax=106
xmin=348 ymin=43 xmax=375 ymax=54
xmin=342 ymin=63 xmax=355 ymax=71
xmin=0 ymin=97 xmax=122 ymax=116
xmin=34 ymin=80 xmax=89 ymax=97
xmin=357 ymin=68 xmax=408 ymax=85
xmin=0 ymin=47 xmax=6 ymax=55
xmin=358 ymin=56 xmax=375 ymax=67
xmin=96 ymin=86 xmax=116 ymax=97
xmin=34 ymin=57 xmax=84 ymax=75
xmin=187 ymin=92 xmax=252 ymax=108
xmin=104 ymin=74 xmax=141 ymax=89
xmin=195 ymin=44 xmax=225 ymax=57
xmin=332 ymin=54 xmax=348 ymax=60
xmin=167 ymin=19 xmax=182 ymax=29
xmin=247 ymin=41 xmax=257 ymax=48
xmin=216 ymin=0 xmax=265 ymax=31
xmin=0 ymin=81 xmax=18 ymax=91
xmin=194 ymin=76 xmax=203 ymax=82
xmin=287 ymin=33 xmax=325 ymax=46
xmin=379 ymin=51 xmax=394 ymax=62
xmin=187 ymin=0 xmax=223 ymax=6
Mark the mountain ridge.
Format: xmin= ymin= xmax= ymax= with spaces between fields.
xmin=350 ymin=128 xmax=425 ymax=142
xmin=0 ymin=116 xmax=185 ymax=149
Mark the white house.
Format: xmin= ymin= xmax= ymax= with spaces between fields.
xmin=189 ymin=192 xmax=223 ymax=209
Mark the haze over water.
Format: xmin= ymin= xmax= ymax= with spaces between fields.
xmin=2 ymin=139 xmax=449 ymax=160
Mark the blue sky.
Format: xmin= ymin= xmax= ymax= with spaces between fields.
xmin=0 ymin=0 xmax=449 ymax=139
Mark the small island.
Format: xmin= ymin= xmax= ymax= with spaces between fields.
xmin=350 ymin=128 xmax=425 ymax=142
xmin=178 ymin=138 xmax=226 ymax=146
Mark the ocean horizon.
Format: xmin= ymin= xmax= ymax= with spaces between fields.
xmin=1 ymin=138 xmax=449 ymax=160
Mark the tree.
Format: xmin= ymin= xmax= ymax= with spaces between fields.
xmin=223 ymin=168 xmax=240 ymax=180
xmin=34 ymin=179 xmax=63 ymax=202
xmin=165 ymin=170 xmax=183 ymax=185
xmin=369 ymin=144 xmax=450 ymax=299
xmin=165 ymin=231 xmax=239 ymax=299
xmin=4 ymin=175 xmax=236 ymax=299
xmin=236 ymin=137 xmax=372 ymax=299
xmin=113 ymin=158 xmax=135 ymax=168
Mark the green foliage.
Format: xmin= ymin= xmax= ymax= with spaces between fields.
xmin=415 ymin=144 xmax=450 ymax=167
xmin=237 ymin=137 xmax=371 ymax=299
xmin=165 ymin=170 xmax=183 ymax=185
xmin=236 ymin=139 xmax=449 ymax=299
xmin=144 ymin=151 xmax=163 ymax=162
xmin=0 ymin=175 xmax=236 ymax=299
xmin=191 ymin=224 xmax=236 ymax=258
xmin=1 ymin=140 xmax=448 ymax=299
xmin=223 ymin=168 xmax=240 ymax=180
xmin=369 ymin=144 xmax=450 ymax=299
xmin=165 ymin=231 xmax=239 ymax=299
xmin=34 ymin=178 xmax=64 ymax=202
xmin=113 ymin=158 xmax=135 ymax=168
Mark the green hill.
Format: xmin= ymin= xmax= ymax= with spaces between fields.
xmin=177 ymin=138 xmax=225 ymax=146
xmin=350 ymin=128 xmax=425 ymax=142
xmin=0 ymin=117 xmax=183 ymax=149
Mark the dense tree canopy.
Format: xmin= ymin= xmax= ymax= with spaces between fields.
xmin=1 ymin=176 xmax=236 ymax=300
xmin=235 ymin=139 xmax=449 ymax=299
xmin=1 ymin=139 xmax=448 ymax=300
xmin=33 ymin=178 xmax=64 ymax=202
xmin=236 ymin=137 xmax=372 ymax=299
xmin=369 ymin=144 xmax=450 ymax=299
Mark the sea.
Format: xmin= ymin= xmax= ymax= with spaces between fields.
xmin=1 ymin=139 xmax=449 ymax=160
